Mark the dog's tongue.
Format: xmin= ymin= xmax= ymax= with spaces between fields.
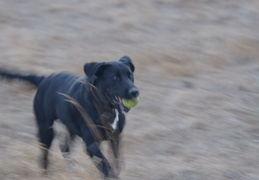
xmin=117 ymin=96 xmax=122 ymax=103
xmin=115 ymin=96 xmax=125 ymax=111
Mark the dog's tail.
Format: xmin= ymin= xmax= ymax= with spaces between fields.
xmin=0 ymin=69 xmax=45 ymax=87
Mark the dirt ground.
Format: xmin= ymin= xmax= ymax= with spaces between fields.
xmin=1 ymin=0 xmax=259 ymax=179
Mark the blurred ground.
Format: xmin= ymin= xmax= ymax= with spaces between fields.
xmin=1 ymin=0 xmax=259 ymax=179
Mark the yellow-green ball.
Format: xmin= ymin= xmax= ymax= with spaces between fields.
xmin=122 ymin=97 xmax=139 ymax=108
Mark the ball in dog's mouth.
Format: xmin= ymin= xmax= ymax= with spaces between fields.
xmin=122 ymin=97 xmax=139 ymax=108
xmin=112 ymin=96 xmax=139 ymax=111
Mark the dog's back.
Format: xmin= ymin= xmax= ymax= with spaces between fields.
xmin=33 ymin=73 xmax=99 ymax=135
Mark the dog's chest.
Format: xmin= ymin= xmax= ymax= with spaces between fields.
xmin=110 ymin=109 xmax=119 ymax=130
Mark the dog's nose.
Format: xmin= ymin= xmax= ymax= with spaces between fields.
xmin=129 ymin=87 xmax=139 ymax=98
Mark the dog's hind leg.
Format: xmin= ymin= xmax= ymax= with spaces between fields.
xmin=59 ymin=132 xmax=85 ymax=172
xmin=59 ymin=130 xmax=76 ymax=158
xmin=37 ymin=118 xmax=55 ymax=170
xmin=33 ymin=90 xmax=57 ymax=170
xmin=34 ymin=105 xmax=55 ymax=170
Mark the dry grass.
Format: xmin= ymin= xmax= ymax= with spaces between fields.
xmin=133 ymin=52 xmax=202 ymax=77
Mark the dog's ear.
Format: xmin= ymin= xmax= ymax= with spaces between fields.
xmin=84 ymin=62 xmax=106 ymax=78
xmin=119 ymin=56 xmax=135 ymax=72
xmin=84 ymin=62 xmax=109 ymax=84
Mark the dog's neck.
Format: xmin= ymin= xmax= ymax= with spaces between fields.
xmin=88 ymin=85 xmax=126 ymax=134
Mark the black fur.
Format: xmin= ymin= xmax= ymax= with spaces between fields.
xmin=0 ymin=56 xmax=139 ymax=178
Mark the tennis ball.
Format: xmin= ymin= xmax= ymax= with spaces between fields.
xmin=122 ymin=97 xmax=139 ymax=108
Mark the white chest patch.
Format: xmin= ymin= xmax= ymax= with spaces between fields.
xmin=111 ymin=109 xmax=119 ymax=130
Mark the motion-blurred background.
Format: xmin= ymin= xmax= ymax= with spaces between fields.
xmin=0 ymin=0 xmax=259 ymax=179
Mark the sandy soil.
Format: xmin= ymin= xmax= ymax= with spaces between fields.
xmin=1 ymin=0 xmax=259 ymax=179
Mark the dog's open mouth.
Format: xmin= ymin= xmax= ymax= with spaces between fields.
xmin=113 ymin=96 xmax=122 ymax=104
xmin=113 ymin=96 xmax=123 ymax=107
xmin=112 ymin=96 xmax=130 ymax=112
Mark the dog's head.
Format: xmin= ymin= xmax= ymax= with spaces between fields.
xmin=84 ymin=56 xmax=139 ymax=110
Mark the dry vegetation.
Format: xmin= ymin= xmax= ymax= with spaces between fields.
xmin=1 ymin=0 xmax=259 ymax=179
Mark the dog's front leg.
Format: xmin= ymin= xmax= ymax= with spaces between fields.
xmin=87 ymin=142 xmax=117 ymax=178
xmin=110 ymin=130 xmax=121 ymax=175
xmin=81 ymin=128 xmax=117 ymax=178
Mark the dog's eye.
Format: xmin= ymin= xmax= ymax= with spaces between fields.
xmin=128 ymin=73 xmax=133 ymax=80
xmin=113 ymin=75 xmax=120 ymax=80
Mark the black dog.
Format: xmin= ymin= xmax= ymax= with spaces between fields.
xmin=0 ymin=56 xmax=139 ymax=178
